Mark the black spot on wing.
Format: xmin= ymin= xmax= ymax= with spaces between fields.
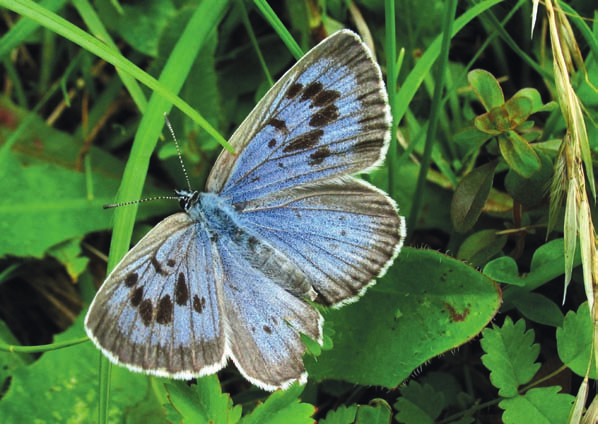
xmin=124 ymin=273 xmax=138 ymax=288
xmin=130 ymin=286 xmax=143 ymax=307
xmin=263 ymin=325 xmax=273 ymax=334
xmin=312 ymin=89 xmax=340 ymax=107
xmin=268 ymin=138 xmax=277 ymax=148
xmin=308 ymin=146 xmax=331 ymax=166
xmin=267 ymin=118 xmax=289 ymax=133
xmin=175 ymin=272 xmax=189 ymax=305
xmin=193 ymin=295 xmax=206 ymax=314
xmin=286 ymin=82 xmax=303 ymax=99
xmin=309 ymin=104 xmax=339 ymax=127
xmin=156 ymin=295 xmax=173 ymax=325
xmin=282 ymin=129 xmax=324 ymax=152
xmin=300 ymin=82 xmax=324 ymax=102
xmin=166 ymin=258 xmax=176 ymax=267
xmin=139 ymin=299 xmax=153 ymax=326
xmin=150 ymin=256 xmax=167 ymax=276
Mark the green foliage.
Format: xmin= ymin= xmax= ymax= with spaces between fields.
xmin=481 ymin=318 xmax=541 ymax=397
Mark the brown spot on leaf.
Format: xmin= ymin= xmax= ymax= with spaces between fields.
xmin=444 ymin=303 xmax=470 ymax=322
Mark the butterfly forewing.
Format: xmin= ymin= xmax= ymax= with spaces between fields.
xmin=206 ymin=30 xmax=391 ymax=205
xmin=85 ymin=213 xmax=227 ymax=378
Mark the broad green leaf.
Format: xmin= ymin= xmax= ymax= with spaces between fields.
xmin=354 ymin=399 xmax=392 ymax=424
xmin=451 ymin=161 xmax=498 ymax=233
xmin=47 ymin=238 xmax=89 ymax=280
xmin=241 ymin=384 xmax=314 ymax=424
xmin=468 ymin=69 xmax=504 ymax=110
xmin=480 ymin=318 xmax=540 ymax=397
xmin=504 ymin=149 xmax=553 ymax=207
xmin=503 ymin=95 xmax=533 ymax=127
xmin=508 ymin=291 xmax=564 ymax=327
xmin=498 ymin=131 xmax=541 ymax=178
xmin=394 ymin=382 xmax=445 ymax=424
xmin=556 ymin=302 xmax=597 ymax=378
xmin=0 ymin=96 xmax=171 ymax=258
xmin=165 ymin=376 xmax=242 ymax=424
xmin=95 ymin=0 xmax=177 ymax=57
xmin=457 ymin=229 xmax=508 ymax=268
xmin=320 ymin=405 xmax=358 ymax=424
xmin=0 ymin=307 xmax=164 ymax=423
xmin=499 ymin=387 xmax=574 ymax=424
xmin=309 ymin=248 xmax=501 ymax=387
xmin=452 ymin=126 xmax=492 ymax=156
xmin=483 ymin=256 xmax=525 ymax=286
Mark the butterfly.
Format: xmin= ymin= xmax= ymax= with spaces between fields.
xmin=85 ymin=29 xmax=406 ymax=391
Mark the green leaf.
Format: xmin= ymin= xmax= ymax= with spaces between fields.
xmin=476 ymin=105 xmax=513 ymax=134
xmin=508 ymin=291 xmax=564 ymax=327
xmin=241 ymin=384 xmax=314 ymax=424
xmin=96 ymin=0 xmax=177 ymax=57
xmin=512 ymin=88 xmax=544 ymax=115
xmin=47 ymin=238 xmax=89 ymax=280
xmin=480 ymin=318 xmax=540 ymax=397
xmin=312 ymin=400 xmax=392 ymax=424
xmin=394 ymin=382 xmax=445 ymax=424
xmin=308 ymin=248 xmax=501 ymax=388
xmin=556 ymin=302 xmax=597 ymax=378
xmin=504 ymin=149 xmax=553 ymax=207
xmin=457 ymin=229 xmax=508 ymax=268
xmin=451 ymin=160 xmax=498 ymax=233
xmin=468 ymin=69 xmax=504 ymax=110
xmin=503 ymin=95 xmax=533 ymax=127
xmin=0 ymin=310 xmax=165 ymax=423
xmin=320 ymin=404 xmax=358 ymax=424
xmin=354 ymin=399 xmax=392 ymax=424
xmin=165 ymin=376 xmax=242 ymax=424
xmin=0 ymin=96 xmax=171 ymax=258
xmin=452 ymin=126 xmax=492 ymax=156
xmin=499 ymin=387 xmax=574 ymax=424
xmin=498 ymin=131 xmax=541 ymax=178
xmin=483 ymin=256 xmax=525 ymax=286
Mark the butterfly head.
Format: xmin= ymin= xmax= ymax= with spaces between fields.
xmin=175 ymin=189 xmax=200 ymax=211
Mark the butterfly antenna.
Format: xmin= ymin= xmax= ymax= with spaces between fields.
xmin=104 ymin=195 xmax=180 ymax=210
xmin=164 ymin=113 xmax=193 ymax=191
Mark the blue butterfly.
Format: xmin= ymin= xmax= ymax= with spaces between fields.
xmin=85 ymin=30 xmax=406 ymax=391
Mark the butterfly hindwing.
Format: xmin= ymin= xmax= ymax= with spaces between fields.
xmin=238 ymin=179 xmax=405 ymax=305
xmin=215 ymin=237 xmax=322 ymax=390
xmin=85 ymin=213 xmax=227 ymax=378
xmin=207 ymin=30 xmax=391 ymax=206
